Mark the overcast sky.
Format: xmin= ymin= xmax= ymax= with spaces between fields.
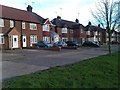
xmin=0 ymin=0 xmax=101 ymax=26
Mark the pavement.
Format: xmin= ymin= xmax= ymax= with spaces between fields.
xmin=1 ymin=45 xmax=119 ymax=81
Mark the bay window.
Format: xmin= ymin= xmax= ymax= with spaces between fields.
xmin=43 ymin=36 xmax=50 ymax=43
xmin=30 ymin=35 xmax=37 ymax=46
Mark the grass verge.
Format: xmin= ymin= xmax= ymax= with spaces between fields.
xmin=2 ymin=52 xmax=119 ymax=88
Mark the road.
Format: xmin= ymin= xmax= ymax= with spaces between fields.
xmin=1 ymin=45 xmax=119 ymax=80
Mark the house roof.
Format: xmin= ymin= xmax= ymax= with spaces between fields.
xmin=31 ymin=12 xmax=47 ymax=24
xmin=84 ymin=25 xmax=106 ymax=32
xmin=51 ymin=18 xmax=63 ymax=27
xmin=3 ymin=28 xmax=13 ymax=36
xmin=0 ymin=4 xmax=42 ymax=23
xmin=51 ymin=17 xmax=82 ymax=29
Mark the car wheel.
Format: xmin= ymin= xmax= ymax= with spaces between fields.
xmin=44 ymin=46 xmax=48 ymax=48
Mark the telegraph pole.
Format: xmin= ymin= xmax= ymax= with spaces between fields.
xmin=78 ymin=12 xmax=80 ymax=19
xmin=60 ymin=8 xmax=63 ymax=17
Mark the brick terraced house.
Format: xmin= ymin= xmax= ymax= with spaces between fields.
xmin=0 ymin=5 xmax=53 ymax=49
xmin=84 ymin=22 xmax=106 ymax=44
xmin=51 ymin=16 xmax=86 ymax=44
xmin=0 ymin=5 xmax=112 ymax=50
xmin=106 ymin=30 xmax=120 ymax=44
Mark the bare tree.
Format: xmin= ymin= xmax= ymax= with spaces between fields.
xmin=91 ymin=0 xmax=120 ymax=55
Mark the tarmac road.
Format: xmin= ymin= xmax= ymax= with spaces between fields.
xmin=1 ymin=45 xmax=119 ymax=80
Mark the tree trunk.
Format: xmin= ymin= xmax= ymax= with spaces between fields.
xmin=108 ymin=29 xmax=111 ymax=55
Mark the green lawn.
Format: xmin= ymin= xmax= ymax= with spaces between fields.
xmin=2 ymin=52 xmax=119 ymax=88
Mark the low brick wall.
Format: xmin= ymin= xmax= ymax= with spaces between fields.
xmin=24 ymin=45 xmax=78 ymax=51
xmin=45 ymin=46 xmax=61 ymax=51
xmin=25 ymin=45 xmax=61 ymax=51
xmin=61 ymin=46 xmax=78 ymax=49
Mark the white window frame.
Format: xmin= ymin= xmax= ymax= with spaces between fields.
xmin=70 ymin=29 xmax=73 ymax=34
xmin=62 ymin=28 xmax=68 ymax=33
xmin=62 ymin=37 xmax=68 ymax=42
xmin=30 ymin=35 xmax=37 ymax=46
xmin=106 ymin=32 xmax=108 ymax=36
xmin=95 ymin=31 xmax=97 ymax=35
xmin=10 ymin=20 xmax=14 ymax=28
xmin=43 ymin=36 xmax=50 ymax=43
xmin=22 ymin=22 xmax=26 ymax=29
xmin=87 ymin=31 xmax=90 ymax=35
xmin=0 ymin=18 xmax=4 ymax=27
xmin=43 ymin=24 xmax=50 ymax=31
xmin=30 ymin=23 xmax=37 ymax=30
xmin=0 ymin=33 xmax=4 ymax=44
xmin=81 ymin=29 xmax=83 ymax=33
xmin=112 ymin=32 xmax=115 ymax=36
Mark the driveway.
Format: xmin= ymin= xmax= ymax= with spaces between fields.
xmin=1 ymin=45 xmax=119 ymax=80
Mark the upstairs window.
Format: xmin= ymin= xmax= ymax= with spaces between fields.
xmin=81 ymin=29 xmax=83 ymax=33
xmin=22 ymin=22 xmax=26 ymax=29
xmin=87 ymin=31 xmax=90 ymax=35
xmin=62 ymin=28 xmax=67 ymax=33
xmin=30 ymin=23 xmax=37 ymax=30
xmin=43 ymin=24 xmax=50 ymax=31
xmin=10 ymin=20 xmax=14 ymax=28
xmin=0 ymin=18 xmax=4 ymax=27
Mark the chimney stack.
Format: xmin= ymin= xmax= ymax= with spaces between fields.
xmin=98 ymin=24 xmax=100 ymax=27
xmin=75 ymin=18 xmax=79 ymax=23
xmin=27 ymin=5 xmax=32 ymax=12
xmin=88 ymin=21 xmax=91 ymax=26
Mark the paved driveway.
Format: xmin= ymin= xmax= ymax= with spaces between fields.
xmin=1 ymin=45 xmax=119 ymax=80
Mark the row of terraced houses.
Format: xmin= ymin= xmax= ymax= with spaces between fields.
xmin=0 ymin=5 xmax=120 ymax=49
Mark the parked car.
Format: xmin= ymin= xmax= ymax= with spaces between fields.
xmin=65 ymin=41 xmax=80 ymax=47
xmin=34 ymin=41 xmax=53 ymax=48
xmin=82 ymin=41 xmax=100 ymax=47
xmin=53 ymin=41 xmax=67 ymax=47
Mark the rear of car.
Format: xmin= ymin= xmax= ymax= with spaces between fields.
xmin=82 ymin=41 xmax=100 ymax=47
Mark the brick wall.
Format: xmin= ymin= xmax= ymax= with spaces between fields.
xmin=1 ymin=18 xmax=42 ymax=49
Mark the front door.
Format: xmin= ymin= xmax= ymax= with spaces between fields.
xmin=22 ymin=35 xmax=27 ymax=47
xmin=12 ymin=35 xmax=18 ymax=48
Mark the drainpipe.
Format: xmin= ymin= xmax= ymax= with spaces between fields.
xmin=20 ymin=21 xmax=23 ymax=49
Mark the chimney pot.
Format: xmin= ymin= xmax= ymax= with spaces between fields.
xmin=57 ymin=16 xmax=61 ymax=20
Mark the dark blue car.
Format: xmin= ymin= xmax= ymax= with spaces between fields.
xmin=82 ymin=41 xmax=100 ymax=47
xmin=65 ymin=41 xmax=80 ymax=47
